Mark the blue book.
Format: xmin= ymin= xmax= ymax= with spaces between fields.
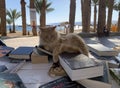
xmin=9 ymin=47 xmax=34 ymax=59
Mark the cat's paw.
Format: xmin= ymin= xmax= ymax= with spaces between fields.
xmin=48 ymin=65 xmax=66 ymax=77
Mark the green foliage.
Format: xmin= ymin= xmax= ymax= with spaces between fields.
xmin=34 ymin=0 xmax=54 ymax=14
xmin=91 ymin=0 xmax=99 ymax=5
xmin=6 ymin=9 xmax=21 ymax=22
xmin=6 ymin=18 xmax=12 ymax=24
xmin=113 ymin=2 xmax=120 ymax=11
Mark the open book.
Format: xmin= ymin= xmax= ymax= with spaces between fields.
xmin=59 ymin=53 xmax=103 ymax=81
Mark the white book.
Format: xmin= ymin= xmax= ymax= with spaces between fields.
xmin=59 ymin=53 xmax=103 ymax=81
xmin=77 ymin=79 xmax=111 ymax=88
xmin=87 ymin=44 xmax=118 ymax=56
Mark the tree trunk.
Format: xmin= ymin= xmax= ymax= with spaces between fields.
xmin=82 ymin=0 xmax=91 ymax=33
xmin=12 ymin=21 xmax=16 ymax=33
xmin=97 ymin=0 xmax=106 ymax=37
xmin=107 ymin=0 xmax=114 ymax=32
xmin=0 ymin=17 xmax=1 ymax=34
xmin=117 ymin=11 xmax=120 ymax=32
xmin=93 ymin=5 xmax=97 ymax=32
xmin=40 ymin=0 xmax=46 ymax=27
xmin=21 ymin=0 xmax=27 ymax=35
xmin=69 ymin=0 xmax=76 ymax=33
xmin=30 ymin=0 xmax=37 ymax=36
xmin=0 ymin=0 xmax=7 ymax=36
xmin=81 ymin=0 xmax=84 ymax=29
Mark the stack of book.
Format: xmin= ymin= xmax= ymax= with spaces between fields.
xmin=59 ymin=53 xmax=103 ymax=81
xmin=9 ymin=47 xmax=34 ymax=60
xmin=59 ymin=53 xmax=112 ymax=88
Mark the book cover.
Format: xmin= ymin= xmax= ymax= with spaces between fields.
xmin=0 ymin=73 xmax=26 ymax=88
xmin=36 ymin=46 xmax=52 ymax=56
xmin=60 ymin=53 xmax=99 ymax=70
xmin=87 ymin=44 xmax=118 ymax=56
xmin=39 ymin=76 xmax=86 ymax=88
xmin=59 ymin=53 xmax=103 ymax=81
xmin=0 ymin=46 xmax=14 ymax=57
xmin=109 ymin=68 xmax=120 ymax=85
xmin=9 ymin=47 xmax=34 ymax=59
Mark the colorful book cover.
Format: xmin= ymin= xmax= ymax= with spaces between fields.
xmin=0 ymin=46 xmax=14 ymax=57
xmin=0 ymin=73 xmax=26 ymax=88
xmin=39 ymin=76 xmax=86 ymax=88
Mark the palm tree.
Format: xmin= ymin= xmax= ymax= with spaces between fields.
xmin=97 ymin=0 xmax=106 ymax=37
xmin=0 ymin=17 xmax=1 ymax=34
xmin=0 ymin=0 xmax=7 ymax=36
xmin=69 ymin=0 xmax=76 ymax=33
xmin=21 ymin=0 xmax=27 ymax=35
xmin=106 ymin=0 xmax=114 ymax=33
xmin=6 ymin=9 xmax=21 ymax=33
xmin=113 ymin=2 xmax=120 ymax=32
xmin=34 ymin=0 xmax=54 ymax=27
xmin=91 ymin=0 xmax=99 ymax=32
xmin=6 ymin=18 xmax=12 ymax=33
xmin=81 ymin=0 xmax=91 ymax=33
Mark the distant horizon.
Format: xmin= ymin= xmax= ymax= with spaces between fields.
xmin=9 ymin=20 xmax=118 ymax=26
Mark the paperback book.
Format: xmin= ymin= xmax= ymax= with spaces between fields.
xmin=0 ymin=46 xmax=14 ymax=57
xmin=0 ymin=73 xmax=26 ymax=88
xmin=109 ymin=68 xmax=120 ymax=85
xmin=59 ymin=53 xmax=103 ymax=81
xmin=39 ymin=76 xmax=86 ymax=88
xmin=87 ymin=44 xmax=118 ymax=56
xmin=9 ymin=47 xmax=34 ymax=59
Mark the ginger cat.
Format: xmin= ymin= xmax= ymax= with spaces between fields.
xmin=39 ymin=26 xmax=89 ymax=76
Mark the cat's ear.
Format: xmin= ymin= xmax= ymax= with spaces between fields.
xmin=52 ymin=26 xmax=56 ymax=30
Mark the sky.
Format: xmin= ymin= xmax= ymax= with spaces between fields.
xmin=6 ymin=0 xmax=119 ymax=25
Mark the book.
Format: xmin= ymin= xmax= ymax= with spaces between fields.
xmin=87 ymin=44 xmax=118 ymax=56
xmin=0 ymin=46 xmax=14 ymax=57
xmin=77 ymin=79 xmax=111 ymax=88
xmin=36 ymin=46 xmax=52 ymax=56
xmin=9 ymin=47 xmax=34 ymax=59
xmin=0 ymin=65 xmax=8 ymax=72
xmin=109 ymin=68 xmax=120 ymax=85
xmin=59 ymin=53 xmax=103 ymax=81
xmin=0 ymin=73 xmax=26 ymax=88
xmin=39 ymin=76 xmax=86 ymax=88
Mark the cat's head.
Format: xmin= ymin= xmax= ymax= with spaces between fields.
xmin=39 ymin=26 xmax=59 ymax=43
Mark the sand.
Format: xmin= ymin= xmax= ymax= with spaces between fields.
xmin=2 ymin=28 xmax=82 ymax=49
xmin=2 ymin=31 xmax=39 ymax=49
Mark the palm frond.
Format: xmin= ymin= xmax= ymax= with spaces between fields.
xmin=113 ymin=2 xmax=120 ymax=11
xmin=46 ymin=8 xmax=54 ymax=13
xmin=6 ymin=18 xmax=12 ymax=24
xmin=34 ymin=0 xmax=54 ymax=14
